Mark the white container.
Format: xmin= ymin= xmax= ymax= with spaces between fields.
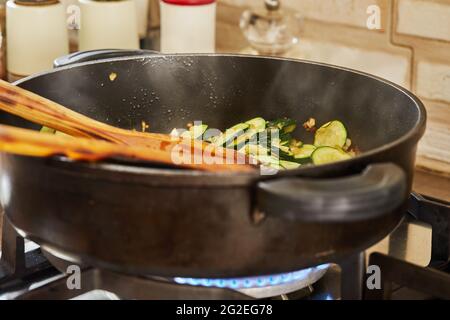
xmin=60 ymin=0 xmax=81 ymax=48
xmin=134 ymin=0 xmax=149 ymax=39
xmin=78 ymin=0 xmax=139 ymax=51
xmin=160 ymin=0 xmax=216 ymax=53
xmin=6 ymin=0 xmax=69 ymax=78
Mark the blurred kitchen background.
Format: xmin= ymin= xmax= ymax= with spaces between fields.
xmin=0 ymin=0 xmax=448 ymax=198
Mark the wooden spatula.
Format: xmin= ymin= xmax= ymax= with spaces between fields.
xmin=0 ymin=79 xmax=180 ymax=145
xmin=0 ymin=80 xmax=256 ymax=172
xmin=0 ymin=124 xmax=256 ymax=173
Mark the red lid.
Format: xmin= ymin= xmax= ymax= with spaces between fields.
xmin=161 ymin=0 xmax=215 ymax=5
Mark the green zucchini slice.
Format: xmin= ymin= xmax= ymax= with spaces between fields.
xmin=213 ymin=123 xmax=249 ymax=146
xmin=279 ymin=160 xmax=301 ymax=170
xmin=254 ymin=155 xmax=280 ymax=167
xmin=267 ymin=118 xmax=297 ymax=133
xmin=314 ymin=120 xmax=347 ymax=148
xmin=311 ymin=146 xmax=352 ymax=165
xmin=238 ymin=144 xmax=269 ymax=156
xmin=234 ymin=128 xmax=262 ymax=148
xmin=40 ymin=126 xmax=56 ymax=134
xmin=190 ymin=124 xmax=208 ymax=139
xmin=40 ymin=126 xmax=71 ymax=137
xmin=229 ymin=123 xmax=250 ymax=132
xmin=245 ymin=117 xmax=266 ymax=131
xmin=292 ymin=144 xmax=316 ymax=159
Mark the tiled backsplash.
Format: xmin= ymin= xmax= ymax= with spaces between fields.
xmin=396 ymin=0 xmax=450 ymax=42
xmin=216 ymin=0 xmax=450 ymax=175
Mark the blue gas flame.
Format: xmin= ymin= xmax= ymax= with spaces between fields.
xmin=173 ymin=264 xmax=329 ymax=289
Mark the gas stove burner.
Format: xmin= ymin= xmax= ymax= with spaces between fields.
xmin=174 ymin=264 xmax=329 ymax=289
xmin=173 ymin=264 xmax=330 ymax=298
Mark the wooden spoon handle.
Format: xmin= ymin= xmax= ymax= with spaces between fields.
xmin=0 ymin=79 xmax=171 ymax=143
xmin=0 ymin=80 xmax=257 ymax=171
xmin=0 ymin=124 xmax=256 ymax=173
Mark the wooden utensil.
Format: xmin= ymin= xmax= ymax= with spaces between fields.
xmin=0 ymin=124 xmax=256 ymax=173
xmin=0 ymin=79 xmax=176 ymax=145
xmin=0 ymin=80 xmax=256 ymax=172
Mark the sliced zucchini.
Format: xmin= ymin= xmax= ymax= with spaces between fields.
xmin=233 ymin=119 xmax=267 ymax=148
xmin=245 ymin=117 xmax=266 ymax=131
xmin=283 ymin=123 xmax=296 ymax=134
xmin=239 ymin=144 xmax=269 ymax=156
xmin=229 ymin=123 xmax=250 ymax=132
xmin=253 ymin=129 xmax=274 ymax=148
xmin=40 ymin=126 xmax=56 ymax=134
xmin=40 ymin=126 xmax=71 ymax=137
xmin=279 ymin=145 xmax=291 ymax=154
xmin=190 ymin=124 xmax=208 ymax=139
xmin=280 ymin=160 xmax=301 ymax=170
xmin=255 ymin=155 xmax=280 ymax=166
xmin=213 ymin=123 xmax=250 ymax=146
xmin=277 ymin=149 xmax=312 ymax=165
xmin=233 ymin=128 xmax=260 ymax=148
xmin=292 ymin=144 xmax=316 ymax=159
xmin=314 ymin=120 xmax=347 ymax=148
xmin=267 ymin=118 xmax=297 ymax=134
xmin=234 ymin=133 xmax=250 ymax=148
xmin=276 ymin=149 xmax=298 ymax=162
xmin=279 ymin=132 xmax=293 ymax=145
xmin=268 ymin=163 xmax=283 ymax=170
xmin=269 ymin=133 xmax=293 ymax=151
xmin=311 ymin=146 xmax=352 ymax=165
xmin=289 ymin=139 xmax=302 ymax=148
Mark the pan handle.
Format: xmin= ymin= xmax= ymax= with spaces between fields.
xmin=257 ymin=163 xmax=407 ymax=223
xmin=53 ymin=49 xmax=160 ymax=68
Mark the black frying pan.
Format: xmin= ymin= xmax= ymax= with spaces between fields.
xmin=0 ymin=50 xmax=426 ymax=278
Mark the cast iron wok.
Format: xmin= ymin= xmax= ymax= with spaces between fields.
xmin=0 ymin=50 xmax=426 ymax=278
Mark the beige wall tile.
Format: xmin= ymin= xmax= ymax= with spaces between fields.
xmin=416 ymin=61 xmax=450 ymax=103
xmin=417 ymin=99 xmax=450 ymax=165
xmin=220 ymin=0 xmax=389 ymax=29
xmin=284 ymin=0 xmax=388 ymax=29
xmin=216 ymin=22 xmax=248 ymax=52
xmin=292 ymin=39 xmax=409 ymax=87
xmin=219 ymin=0 xmax=261 ymax=8
xmin=244 ymin=38 xmax=410 ymax=88
xmin=397 ymin=0 xmax=450 ymax=42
